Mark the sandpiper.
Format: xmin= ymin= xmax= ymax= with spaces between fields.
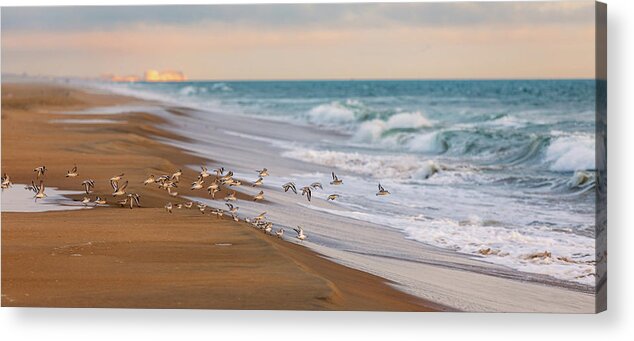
xmin=301 ymin=186 xmax=312 ymax=202
xmin=275 ymin=228 xmax=284 ymax=239
xmin=81 ymin=179 xmax=95 ymax=194
xmin=200 ymin=166 xmax=211 ymax=178
xmin=226 ymin=203 xmax=239 ymax=214
xmin=282 ymin=182 xmax=297 ymax=194
xmin=94 ymin=197 xmax=107 ymax=205
xmin=252 ymin=177 xmax=264 ymax=187
xmin=167 ymin=187 xmax=178 ymax=197
xmin=111 ymin=180 xmax=128 ymax=196
xmin=1 ymin=173 xmax=12 ymax=189
xmin=184 ymin=201 xmax=193 ymax=209
xmin=330 ymin=172 xmax=343 ymax=185
xmin=209 ymin=187 xmax=220 ymax=199
xmin=263 ymin=222 xmax=273 ymax=235
xmin=253 ymin=211 xmax=267 ymax=221
xmin=253 ymin=190 xmax=265 ymax=201
xmin=225 ymin=190 xmax=237 ymax=202
xmin=66 ymin=165 xmax=78 ymax=177
xmin=33 ymin=166 xmax=47 ymax=179
xmin=171 ymin=169 xmax=182 ymax=181
xmin=207 ymin=179 xmax=219 ymax=192
xmin=143 ymin=175 xmax=156 ymax=185
xmin=126 ymin=193 xmax=141 ymax=209
xmin=293 ymin=226 xmax=307 ymax=241
xmin=376 ymin=183 xmax=390 ymax=196
xmin=257 ymin=168 xmax=269 ymax=177
xmin=165 ymin=202 xmax=173 ymax=213
xmin=327 ymin=194 xmax=340 ymax=201
xmin=227 ymin=179 xmax=242 ymax=187
xmin=32 ymin=180 xmax=47 ymax=201
xmin=197 ymin=202 xmax=207 ymax=214
xmin=81 ymin=196 xmax=91 ymax=206
xmin=191 ymin=177 xmax=204 ymax=190
xmin=310 ymin=182 xmax=323 ymax=190
xmin=110 ymin=173 xmax=125 ymax=183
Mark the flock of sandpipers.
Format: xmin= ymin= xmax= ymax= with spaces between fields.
xmin=1 ymin=165 xmax=391 ymax=242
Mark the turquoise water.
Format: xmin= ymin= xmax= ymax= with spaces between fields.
xmin=99 ymin=79 xmax=598 ymax=285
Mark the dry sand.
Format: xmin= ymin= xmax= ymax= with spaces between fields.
xmin=1 ymin=82 xmax=437 ymax=311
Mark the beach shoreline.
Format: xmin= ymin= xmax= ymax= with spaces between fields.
xmin=1 ymin=81 xmax=439 ymax=311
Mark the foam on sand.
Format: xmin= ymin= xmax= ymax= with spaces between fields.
xmin=1 ymin=184 xmax=92 ymax=212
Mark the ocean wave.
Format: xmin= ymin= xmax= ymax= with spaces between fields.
xmin=544 ymin=134 xmax=595 ymax=172
xmin=281 ymin=147 xmax=442 ymax=181
xmin=307 ymin=203 xmax=596 ymax=286
xmin=306 ymin=101 xmax=358 ymax=126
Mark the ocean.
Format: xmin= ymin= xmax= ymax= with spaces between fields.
xmin=93 ymin=79 xmax=598 ymax=289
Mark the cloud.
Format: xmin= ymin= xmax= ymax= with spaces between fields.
xmin=1 ymin=1 xmax=594 ymax=32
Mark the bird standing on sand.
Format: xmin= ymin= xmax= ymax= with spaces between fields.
xmin=171 ymin=169 xmax=182 ymax=181
xmin=327 ymin=194 xmax=340 ymax=201
xmin=33 ymin=166 xmax=47 ymax=179
xmin=94 ymin=197 xmax=107 ymax=205
xmin=376 ymin=183 xmax=390 ymax=196
xmin=330 ymin=172 xmax=343 ymax=185
xmin=253 ymin=190 xmax=265 ymax=201
xmin=167 ymin=187 xmax=178 ymax=197
xmin=165 ymin=202 xmax=173 ymax=213
xmin=276 ymin=228 xmax=284 ymax=239
xmin=1 ymin=173 xmax=12 ymax=189
xmin=81 ymin=196 xmax=91 ymax=206
xmin=81 ymin=179 xmax=95 ymax=194
xmin=301 ymin=186 xmax=312 ymax=202
xmin=66 ymin=165 xmax=78 ymax=177
xmin=111 ymin=180 xmax=128 ymax=196
xmin=282 ymin=182 xmax=297 ymax=194
xmin=184 ymin=201 xmax=193 ymax=209
xmin=197 ymin=202 xmax=207 ymax=214
xmin=253 ymin=211 xmax=267 ymax=221
xmin=143 ymin=175 xmax=155 ymax=185
xmin=293 ymin=226 xmax=307 ymax=241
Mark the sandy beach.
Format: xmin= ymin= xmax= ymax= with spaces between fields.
xmin=1 ymin=82 xmax=438 ymax=311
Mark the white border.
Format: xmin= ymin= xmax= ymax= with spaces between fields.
xmin=1 ymin=1 xmax=632 ymax=340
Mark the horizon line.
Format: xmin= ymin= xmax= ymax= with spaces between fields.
xmin=1 ymin=73 xmax=597 ymax=83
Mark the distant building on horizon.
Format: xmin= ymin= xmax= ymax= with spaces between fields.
xmin=102 ymin=69 xmax=186 ymax=83
xmin=143 ymin=69 xmax=186 ymax=82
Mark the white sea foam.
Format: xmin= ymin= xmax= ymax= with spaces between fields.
xmin=385 ymin=111 xmax=432 ymax=129
xmin=545 ymin=134 xmax=595 ymax=172
xmin=352 ymin=119 xmax=387 ymax=142
xmin=1 ymin=184 xmax=92 ymax=212
xmin=406 ymin=132 xmax=445 ymax=154
xmin=306 ymin=101 xmax=357 ymax=126
xmin=304 ymin=204 xmax=596 ymax=285
xmin=282 ymin=147 xmax=440 ymax=180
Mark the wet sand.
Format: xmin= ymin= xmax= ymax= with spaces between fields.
xmin=1 ymin=82 xmax=437 ymax=311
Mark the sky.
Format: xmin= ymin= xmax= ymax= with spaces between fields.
xmin=1 ymin=1 xmax=597 ymax=80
